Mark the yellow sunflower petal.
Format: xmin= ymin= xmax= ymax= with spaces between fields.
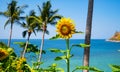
xmin=56 ymin=18 xmax=75 ymax=39
xmin=0 ymin=48 xmax=9 ymax=60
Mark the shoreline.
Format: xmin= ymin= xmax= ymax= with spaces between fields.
xmin=106 ymin=39 xmax=120 ymax=42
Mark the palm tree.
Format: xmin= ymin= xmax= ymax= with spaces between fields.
xmin=0 ymin=0 xmax=27 ymax=47
xmin=30 ymin=1 xmax=62 ymax=67
xmin=21 ymin=10 xmax=37 ymax=58
xmin=83 ymin=0 xmax=94 ymax=72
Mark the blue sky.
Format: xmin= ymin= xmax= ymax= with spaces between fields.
xmin=0 ymin=0 xmax=120 ymax=39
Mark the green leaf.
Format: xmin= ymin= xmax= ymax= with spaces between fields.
xmin=33 ymin=62 xmax=44 ymax=66
xmin=72 ymin=66 xmax=103 ymax=72
xmin=72 ymin=43 xmax=90 ymax=48
xmin=80 ymin=44 xmax=90 ymax=48
xmin=14 ymin=42 xmax=26 ymax=48
xmin=49 ymin=48 xmax=66 ymax=53
xmin=56 ymin=68 xmax=64 ymax=72
xmin=89 ymin=67 xmax=103 ymax=72
xmin=29 ymin=16 xmax=42 ymax=24
xmin=4 ymin=19 xmax=10 ymax=29
xmin=0 ymin=42 xmax=8 ymax=48
xmin=14 ymin=42 xmax=44 ymax=54
xmin=22 ymin=30 xmax=27 ymax=38
xmin=49 ymin=34 xmax=60 ymax=40
xmin=110 ymin=65 xmax=120 ymax=71
xmin=55 ymin=56 xmax=67 ymax=61
xmin=75 ymin=30 xmax=83 ymax=34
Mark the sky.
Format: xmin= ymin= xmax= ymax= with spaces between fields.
xmin=0 ymin=0 xmax=120 ymax=39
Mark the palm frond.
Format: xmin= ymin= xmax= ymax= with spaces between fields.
xmin=50 ymin=9 xmax=58 ymax=15
xmin=22 ymin=30 xmax=27 ymax=38
xmin=19 ymin=5 xmax=28 ymax=9
xmin=37 ymin=5 xmax=42 ymax=14
xmin=19 ymin=16 xmax=25 ymax=20
xmin=41 ymin=1 xmax=51 ymax=21
xmin=15 ymin=20 xmax=22 ymax=25
xmin=9 ymin=0 xmax=17 ymax=16
xmin=0 ymin=12 xmax=4 ymax=16
xmin=19 ymin=10 xmax=24 ymax=14
xmin=17 ymin=5 xmax=28 ymax=15
xmin=29 ymin=10 xmax=36 ymax=16
xmin=36 ymin=28 xmax=43 ymax=32
xmin=4 ymin=19 xmax=10 ymax=29
xmin=29 ymin=16 xmax=42 ymax=24
xmin=0 ymin=11 xmax=10 ymax=17
xmin=21 ymin=22 xmax=27 ymax=28
xmin=33 ymin=30 xmax=37 ymax=36
xmin=49 ymin=14 xmax=62 ymax=24
xmin=45 ymin=29 xmax=49 ymax=35
xmin=49 ymin=22 xmax=57 ymax=25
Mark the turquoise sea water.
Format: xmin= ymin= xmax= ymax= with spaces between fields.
xmin=0 ymin=39 xmax=120 ymax=72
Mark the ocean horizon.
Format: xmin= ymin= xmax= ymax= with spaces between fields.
xmin=0 ymin=39 xmax=120 ymax=72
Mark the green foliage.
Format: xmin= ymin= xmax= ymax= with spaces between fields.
xmin=72 ymin=66 xmax=103 ymax=72
xmin=36 ymin=63 xmax=64 ymax=72
xmin=0 ymin=42 xmax=8 ymax=48
xmin=49 ymin=31 xmax=83 ymax=40
xmin=14 ymin=42 xmax=46 ymax=54
xmin=110 ymin=65 xmax=120 ymax=72
xmin=72 ymin=43 xmax=90 ymax=48
xmin=49 ymin=34 xmax=60 ymax=40
xmin=32 ymin=61 xmax=44 ymax=69
xmin=49 ymin=48 xmax=66 ymax=54
xmin=0 ymin=0 xmax=119 ymax=72
xmin=21 ymin=10 xmax=37 ymax=38
xmin=75 ymin=31 xmax=84 ymax=34
xmin=55 ymin=55 xmax=67 ymax=61
xmin=14 ymin=42 xmax=25 ymax=47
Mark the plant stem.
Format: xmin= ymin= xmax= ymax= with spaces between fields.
xmin=66 ymin=39 xmax=70 ymax=72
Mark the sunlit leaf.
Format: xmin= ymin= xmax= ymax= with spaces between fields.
xmin=56 ymin=68 xmax=64 ymax=72
xmin=55 ymin=56 xmax=67 ymax=61
xmin=0 ymin=42 xmax=8 ymax=48
xmin=49 ymin=34 xmax=60 ymax=40
xmin=75 ymin=30 xmax=83 ymax=34
xmin=14 ymin=42 xmax=25 ymax=48
xmin=49 ymin=48 xmax=66 ymax=53
xmin=72 ymin=66 xmax=103 ymax=72
xmin=72 ymin=43 xmax=90 ymax=48
xmin=110 ymin=65 xmax=120 ymax=71
xmin=33 ymin=62 xmax=44 ymax=67
xmin=14 ymin=42 xmax=46 ymax=54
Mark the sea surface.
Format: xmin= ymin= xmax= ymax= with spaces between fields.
xmin=0 ymin=39 xmax=120 ymax=72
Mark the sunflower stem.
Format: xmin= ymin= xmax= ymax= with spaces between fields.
xmin=66 ymin=39 xmax=70 ymax=72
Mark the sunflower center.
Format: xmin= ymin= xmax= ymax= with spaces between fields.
xmin=61 ymin=25 xmax=70 ymax=35
xmin=0 ymin=52 xmax=5 ymax=57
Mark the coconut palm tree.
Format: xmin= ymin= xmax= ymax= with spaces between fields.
xmin=0 ymin=0 xmax=27 ymax=47
xmin=21 ymin=10 xmax=37 ymax=58
xmin=30 ymin=1 xmax=62 ymax=67
xmin=83 ymin=0 xmax=94 ymax=72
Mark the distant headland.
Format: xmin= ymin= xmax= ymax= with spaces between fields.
xmin=107 ymin=31 xmax=120 ymax=42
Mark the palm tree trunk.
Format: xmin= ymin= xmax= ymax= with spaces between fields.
xmin=22 ymin=33 xmax=31 ymax=58
xmin=37 ymin=24 xmax=46 ymax=68
xmin=83 ymin=0 xmax=94 ymax=72
xmin=8 ymin=23 xmax=13 ymax=47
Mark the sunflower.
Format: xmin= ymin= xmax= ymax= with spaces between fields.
xmin=0 ymin=48 xmax=9 ymax=60
xmin=56 ymin=18 xmax=75 ymax=39
xmin=16 ymin=57 xmax=26 ymax=70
